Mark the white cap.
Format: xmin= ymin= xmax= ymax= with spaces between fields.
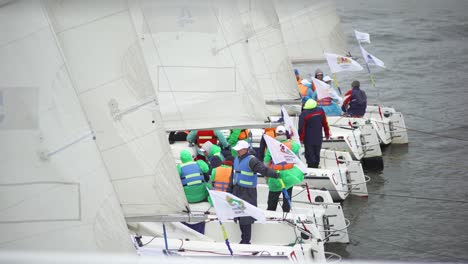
xmin=323 ymin=76 xmax=332 ymax=82
xmin=275 ymin=125 xmax=286 ymax=135
xmin=301 ymin=79 xmax=311 ymax=86
xmin=201 ymin=141 xmax=213 ymax=153
xmin=232 ymin=140 xmax=250 ymax=151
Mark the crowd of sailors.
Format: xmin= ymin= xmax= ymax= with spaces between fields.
xmin=170 ymin=69 xmax=368 ymax=244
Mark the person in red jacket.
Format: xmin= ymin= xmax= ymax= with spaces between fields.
xmin=298 ymin=99 xmax=330 ymax=168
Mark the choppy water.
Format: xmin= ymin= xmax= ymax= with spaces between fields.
xmin=297 ymin=0 xmax=468 ymax=262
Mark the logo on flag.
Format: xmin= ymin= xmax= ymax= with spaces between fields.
xmin=360 ymin=45 xmax=385 ymax=68
xmin=226 ymin=196 xmax=246 ymax=210
xmin=336 ymin=56 xmax=352 ymax=64
xmin=324 ymin=52 xmax=363 ymax=73
xmin=208 ymin=190 xmax=266 ymax=222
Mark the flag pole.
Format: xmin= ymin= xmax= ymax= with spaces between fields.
xmin=358 ymin=42 xmax=377 ymax=89
xmin=219 ymin=220 xmax=234 ymax=256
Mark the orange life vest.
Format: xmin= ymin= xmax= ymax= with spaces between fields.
xmin=317 ymin=97 xmax=332 ymax=106
xmin=264 ymin=128 xmax=276 ymax=138
xmin=196 ymin=130 xmax=217 ymax=147
xmin=238 ymin=129 xmax=250 ymax=140
xmin=213 ymin=166 xmax=232 ymax=192
xmin=297 ymin=80 xmax=309 ymax=97
xmin=269 ymin=140 xmax=294 ymax=170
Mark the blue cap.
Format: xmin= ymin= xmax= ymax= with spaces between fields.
xmin=294 ymin=69 xmax=299 ymax=75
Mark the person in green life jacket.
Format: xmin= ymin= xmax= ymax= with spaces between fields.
xmin=263 ymin=126 xmax=304 ymax=213
xmin=227 ymin=129 xmax=251 ymax=157
xmin=177 ymin=150 xmax=211 ymax=203
xmin=177 ymin=150 xmax=212 ymax=234
xmin=200 ymin=141 xmax=225 ymax=169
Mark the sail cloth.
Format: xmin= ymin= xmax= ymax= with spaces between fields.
xmin=236 ymin=0 xmax=300 ymax=115
xmin=208 ymin=190 xmax=266 ymax=223
xmin=45 ymin=2 xmax=189 ymax=219
xmin=273 ymin=0 xmax=347 ymax=63
xmin=324 ymin=52 xmax=364 ymax=73
xmin=0 ymin=1 xmax=134 ymax=252
xmin=129 ymin=0 xmax=269 ymax=130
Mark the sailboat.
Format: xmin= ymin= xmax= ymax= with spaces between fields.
xmin=128 ymin=0 xmax=352 ymax=257
xmin=1 ymin=1 xmax=321 ymax=262
xmin=273 ymin=0 xmax=408 ymax=147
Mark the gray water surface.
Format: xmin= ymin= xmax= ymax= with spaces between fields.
xmin=297 ymin=0 xmax=468 ymax=261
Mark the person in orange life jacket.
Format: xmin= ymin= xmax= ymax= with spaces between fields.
xmin=228 ymin=140 xmax=280 ymax=244
xmin=200 ymin=141 xmax=225 ymax=170
xmin=177 ymin=150 xmax=211 ymax=234
xmin=263 ymin=126 xmax=304 ymax=213
xmin=341 ymin=80 xmax=367 ymax=117
xmin=257 ymin=127 xmax=277 ymax=161
xmin=316 ymin=76 xmax=342 ymax=116
xmin=186 ymin=130 xmax=229 ymax=160
xmin=298 ymin=99 xmax=330 ymax=168
xmin=210 ymin=163 xmax=232 ymax=192
xmin=294 ymin=69 xmax=316 ymax=104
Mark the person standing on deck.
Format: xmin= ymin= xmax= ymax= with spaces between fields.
xmin=228 ymin=140 xmax=280 ymax=244
xmin=341 ymin=80 xmax=367 ymax=117
xmin=298 ymin=99 xmax=330 ymax=168
xmin=263 ymin=126 xmax=304 ymax=213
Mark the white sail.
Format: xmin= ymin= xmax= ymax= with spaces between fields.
xmin=0 ymin=1 xmax=134 ymax=252
xmin=274 ymin=0 xmax=347 ymax=63
xmin=44 ymin=1 xmax=189 ymax=220
xmin=236 ymin=0 xmax=300 ymax=115
xmin=129 ymin=0 xmax=268 ymax=130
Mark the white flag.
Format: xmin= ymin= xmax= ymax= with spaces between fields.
xmin=208 ymin=190 xmax=266 ymax=222
xmin=281 ymin=106 xmax=300 ymax=146
xmin=311 ymin=77 xmax=332 ymax=100
xmin=354 ymin=29 xmax=370 ymax=43
xmin=360 ymin=45 xmax=386 ymax=68
xmin=263 ymin=134 xmax=307 ymax=173
xmin=324 ymin=52 xmax=364 ymax=73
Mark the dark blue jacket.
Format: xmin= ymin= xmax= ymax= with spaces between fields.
xmin=298 ymin=107 xmax=330 ymax=145
xmin=342 ymin=87 xmax=367 ymax=117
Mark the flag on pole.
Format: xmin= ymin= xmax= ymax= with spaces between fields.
xmin=208 ymin=190 xmax=266 ymax=222
xmin=354 ymin=29 xmax=371 ymax=43
xmin=311 ymin=77 xmax=332 ymax=100
xmin=263 ymin=134 xmax=307 ymax=173
xmin=324 ymin=52 xmax=363 ymax=73
xmin=281 ymin=106 xmax=300 ymax=146
xmin=359 ymin=45 xmax=386 ymax=68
